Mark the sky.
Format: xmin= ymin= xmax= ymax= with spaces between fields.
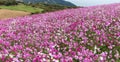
xmin=65 ymin=0 xmax=120 ymax=6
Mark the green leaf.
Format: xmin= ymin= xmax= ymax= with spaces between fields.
xmin=116 ymin=59 xmax=120 ymax=62
xmin=99 ymin=45 xmax=109 ymax=52
xmin=73 ymin=58 xmax=79 ymax=62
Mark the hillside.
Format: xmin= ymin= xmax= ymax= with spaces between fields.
xmin=0 ymin=4 xmax=43 ymax=13
xmin=0 ymin=2 xmax=75 ymax=19
xmin=29 ymin=3 xmax=77 ymax=13
xmin=20 ymin=0 xmax=76 ymax=6
xmin=0 ymin=0 xmax=77 ymax=6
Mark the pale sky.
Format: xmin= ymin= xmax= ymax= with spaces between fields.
xmin=65 ymin=0 xmax=120 ymax=6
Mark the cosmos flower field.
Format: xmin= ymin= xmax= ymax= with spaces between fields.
xmin=0 ymin=3 xmax=120 ymax=62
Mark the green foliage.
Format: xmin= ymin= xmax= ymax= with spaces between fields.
xmin=116 ymin=59 xmax=120 ymax=62
xmin=0 ymin=0 xmax=17 ymax=5
xmin=0 ymin=1 xmax=77 ymax=14
xmin=73 ymin=58 xmax=79 ymax=62
xmin=29 ymin=3 xmax=77 ymax=13
xmin=0 ymin=4 xmax=43 ymax=14
xmin=100 ymin=45 xmax=109 ymax=51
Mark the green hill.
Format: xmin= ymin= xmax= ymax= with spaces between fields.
xmin=0 ymin=4 xmax=43 ymax=14
xmin=22 ymin=0 xmax=76 ymax=6
xmin=0 ymin=0 xmax=77 ymax=14
xmin=29 ymin=3 xmax=76 ymax=13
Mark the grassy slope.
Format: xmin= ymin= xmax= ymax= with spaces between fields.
xmin=0 ymin=4 xmax=43 ymax=13
xmin=30 ymin=3 xmax=77 ymax=13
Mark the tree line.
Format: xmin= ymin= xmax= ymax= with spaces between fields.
xmin=0 ymin=0 xmax=18 ymax=5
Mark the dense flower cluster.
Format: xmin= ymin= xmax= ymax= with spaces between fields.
xmin=0 ymin=3 xmax=120 ymax=62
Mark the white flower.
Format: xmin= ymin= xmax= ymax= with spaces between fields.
xmin=43 ymin=58 xmax=46 ymax=61
xmin=53 ymin=59 xmax=59 ymax=62
xmin=9 ymin=54 xmax=14 ymax=58
xmin=13 ymin=58 xmax=20 ymax=62
xmin=56 ymin=33 xmax=61 ymax=36
xmin=100 ymin=56 xmax=103 ymax=60
xmin=0 ymin=54 xmax=2 ymax=58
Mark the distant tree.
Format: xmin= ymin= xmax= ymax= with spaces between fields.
xmin=29 ymin=3 xmax=77 ymax=13
xmin=0 ymin=0 xmax=17 ymax=5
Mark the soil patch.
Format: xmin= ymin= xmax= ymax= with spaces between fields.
xmin=0 ymin=9 xmax=30 ymax=20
